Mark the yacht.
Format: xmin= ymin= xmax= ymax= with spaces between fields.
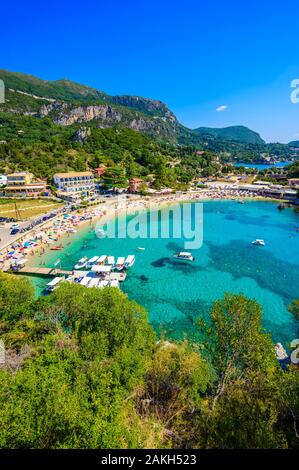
xmin=252 ymin=239 xmax=265 ymax=246
xmin=74 ymin=256 xmax=88 ymax=269
xmin=173 ymin=252 xmax=195 ymax=262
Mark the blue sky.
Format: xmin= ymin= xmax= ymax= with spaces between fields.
xmin=1 ymin=0 xmax=299 ymax=142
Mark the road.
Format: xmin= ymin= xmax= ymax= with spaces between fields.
xmin=0 ymin=221 xmax=31 ymax=252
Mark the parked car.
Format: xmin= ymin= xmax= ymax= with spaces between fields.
xmin=10 ymin=228 xmax=20 ymax=235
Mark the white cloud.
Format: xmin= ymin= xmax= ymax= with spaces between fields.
xmin=216 ymin=105 xmax=228 ymax=112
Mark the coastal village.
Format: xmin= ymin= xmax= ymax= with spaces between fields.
xmin=0 ymin=159 xmax=298 ymax=294
xmin=1 ymin=2 xmax=299 ymax=452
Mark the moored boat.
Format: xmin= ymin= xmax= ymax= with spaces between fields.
xmin=124 ymin=255 xmax=136 ymax=268
xmin=116 ymin=257 xmax=125 ymax=271
xmin=86 ymin=256 xmax=99 ymax=269
xmin=45 ymin=277 xmax=64 ymax=292
xmin=173 ymin=252 xmax=195 ymax=261
xmin=252 ymin=239 xmax=265 ymax=246
xmin=50 ymin=245 xmax=63 ymax=251
xmin=74 ymin=256 xmax=88 ymax=269
xmin=97 ymin=255 xmax=107 ymax=265
xmin=79 ymin=276 xmax=91 ymax=287
xmin=106 ymin=256 xmax=115 ymax=267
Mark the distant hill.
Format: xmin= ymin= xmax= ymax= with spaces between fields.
xmin=289 ymin=141 xmax=299 ymax=148
xmin=193 ymin=126 xmax=265 ymax=145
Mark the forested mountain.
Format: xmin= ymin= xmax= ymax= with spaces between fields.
xmin=0 ymin=69 xmax=266 ymax=146
xmin=0 ymin=69 xmax=297 ymax=181
xmin=194 ymin=125 xmax=265 ymax=145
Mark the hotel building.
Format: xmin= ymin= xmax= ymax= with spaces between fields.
xmin=53 ymin=171 xmax=95 ymax=203
xmin=5 ymin=172 xmax=49 ymax=197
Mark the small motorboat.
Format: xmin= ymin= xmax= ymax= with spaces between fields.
xmin=173 ymin=252 xmax=195 ymax=261
xmin=124 ymin=255 xmax=136 ymax=268
xmin=96 ymin=228 xmax=106 ymax=238
xmin=86 ymin=256 xmax=99 ymax=269
xmin=45 ymin=277 xmax=64 ymax=292
xmin=50 ymin=245 xmax=63 ymax=251
xmin=252 ymin=239 xmax=265 ymax=246
xmin=106 ymin=256 xmax=115 ymax=267
xmin=74 ymin=256 xmax=88 ymax=269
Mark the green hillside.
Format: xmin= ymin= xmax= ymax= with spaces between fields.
xmin=194 ymin=125 xmax=265 ymax=144
xmin=289 ymin=141 xmax=299 ymax=148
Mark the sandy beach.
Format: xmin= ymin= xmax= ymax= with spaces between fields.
xmin=0 ymin=188 xmax=283 ymax=271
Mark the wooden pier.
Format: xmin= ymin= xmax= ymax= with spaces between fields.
xmin=4 ymin=266 xmax=127 ymax=282
xmin=5 ymin=266 xmax=74 ymax=277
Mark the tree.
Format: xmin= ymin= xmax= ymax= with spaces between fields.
xmin=196 ymin=294 xmax=289 ymax=449
xmin=288 ymin=300 xmax=299 ymax=321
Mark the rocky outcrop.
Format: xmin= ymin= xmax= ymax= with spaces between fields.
xmin=39 ymin=103 xmax=123 ymax=126
xmin=72 ymin=126 xmax=91 ymax=143
xmin=111 ymin=95 xmax=177 ymax=122
xmin=38 ymin=101 xmax=179 ymax=140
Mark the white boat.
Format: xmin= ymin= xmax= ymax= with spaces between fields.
xmin=80 ymin=276 xmax=91 ymax=287
xmin=91 ymin=264 xmax=112 ymax=273
xmin=46 ymin=277 xmax=63 ymax=292
xmin=87 ymin=278 xmax=99 ymax=288
xmin=86 ymin=256 xmax=99 ymax=269
xmin=116 ymin=257 xmax=125 ymax=271
xmin=173 ymin=252 xmax=195 ymax=262
xmin=97 ymin=255 xmax=107 ymax=265
xmin=107 ymin=256 xmax=115 ymax=266
xmin=66 ymin=275 xmax=75 ymax=283
xmin=109 ymin=279 xmax=120 ymax=288
xmin=252 ymin=239 xmax=265 ymax=246
xmin=11 ymin=258 xmax=28 ymax=270
xmin=98 ymin=280 xmax=109 ymax=288
xmin=74 ymin=256 xmax=88 ymax=269
xmin=96 ymin=228 xmax=106 ymax=238
xmin=124 ymin=255 xmax=135 ymax=268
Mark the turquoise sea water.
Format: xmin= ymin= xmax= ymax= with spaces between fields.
xmin=234 ymin=162 xmax=292 ymax=170
xmin=28 ymin=201 xmax=299 ymax=344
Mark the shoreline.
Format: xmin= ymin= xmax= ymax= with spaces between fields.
xmin=0 ymin=191 xmax=290 ymax=271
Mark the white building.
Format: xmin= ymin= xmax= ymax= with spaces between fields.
xmin=53 ymin=171 xmax=95 ymax=203
xmin=0 ymin=175 xmax=7 ymax=186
